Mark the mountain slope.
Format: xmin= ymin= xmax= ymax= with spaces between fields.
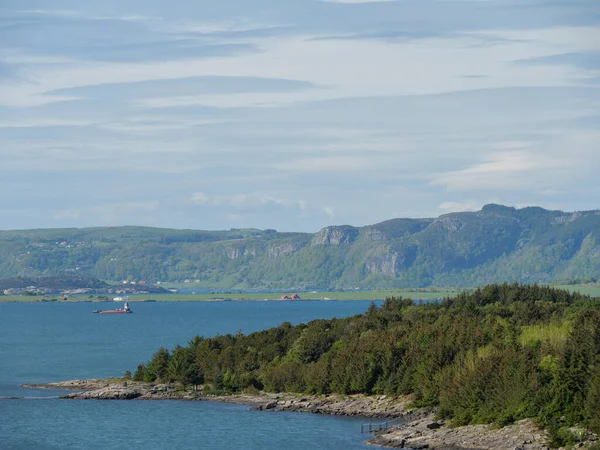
xmin=0 ymin=205 xmax=598 ymax=288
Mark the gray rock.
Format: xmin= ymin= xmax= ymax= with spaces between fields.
xmin=63 ymin=386 xmax=142 ymax=400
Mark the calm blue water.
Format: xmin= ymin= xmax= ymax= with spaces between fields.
xmin=0 ymin=301 xmax=380 ymax=450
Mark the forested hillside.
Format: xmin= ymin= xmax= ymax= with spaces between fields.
xmin=0 ymin=204 xmax=599 ymax=288
xmin=132 ymin=284 xmax=600 ymax=447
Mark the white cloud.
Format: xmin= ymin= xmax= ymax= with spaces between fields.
xmin=438 ymin=201 xmax=479 ymax=213
xmin=190 ymin=193 xmax=211 ymax=205
xmin=323 ymin=207 xmax=334 ymax=220
xmin=191 ymin=192 xmax=306 ymax=212
xmin=135 ymin=92 xmax=316 ymax=109
xmin=537 ymin=188 xmax=565 ymax=197
xmin=0 ymin=119 xmax=97 ymax=128
xmin=322 ymin=0 xmax=395 ymax=3
xmin=486 ymin=27 xmax=600 ymax=53
xmin=1 ymin=5 xmax=599 ymax=230
xmin=492 ymin=141 xmax=536 ymax=150
xmin=53 ymin=201 xmax=160 ymax=224
xmin=0 ymin=52 xmax=76 ymax=65
xmin=12 ymin=9 xmax=81 ymax=17
xmin=53 ymin=209 xmax=81 ymax=221
xmin=11 ymin=9 xmax=156 ymax=23
xmin=157 ymin=19 xmax=283 ymax=35
xmin=99 ymin=118 xmax=231 ymax=133
xmin=432 ymin=150 xmax=571 ymax=191
xmin=2 ymin=25 xmax=593 ymax=108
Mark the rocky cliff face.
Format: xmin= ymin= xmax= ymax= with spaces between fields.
xmin=267 ymin=241 xmax=307 ymax=258
xmin=363 ymin=228 xmax=387 ymax=242
xmin=310 ymin=226 xmax=359 ymax=246
xmin=365 ymin=246 xmax=418 ymax=277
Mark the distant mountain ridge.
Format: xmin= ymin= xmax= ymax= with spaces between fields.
xmin=0 ymin=204 xmax=598 ymax=289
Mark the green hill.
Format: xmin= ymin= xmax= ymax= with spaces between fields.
xmin=0 ymin=204 xmax=598 ymax=289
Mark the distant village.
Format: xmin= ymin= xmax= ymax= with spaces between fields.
xmin=2 ymin=286 xmax=162 ymax=297
xmin=2 ymin=278 xmax=168 ymax=297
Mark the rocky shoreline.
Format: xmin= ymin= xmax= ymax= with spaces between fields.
xmin=22 ymin=379 xmax=412 ymax=417
xmin=23 ymin=379 xmax=599 ymax=449
xmin=369 ymin=414 xmax=544 ymax=449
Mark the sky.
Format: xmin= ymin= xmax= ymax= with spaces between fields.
xmin=0 ymin=0 xmax=599 ymax=232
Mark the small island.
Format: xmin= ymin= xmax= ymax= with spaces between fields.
xmin=26 ymin=284 xmax=600 ymax=449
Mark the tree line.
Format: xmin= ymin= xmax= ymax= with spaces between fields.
xmin=131 ymin=283 xmax=600 ymax=447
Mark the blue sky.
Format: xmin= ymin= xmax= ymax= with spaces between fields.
xmin=0 ymin=0 xmax=598 ymax=231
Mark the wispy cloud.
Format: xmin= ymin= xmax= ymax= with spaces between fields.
xmin=432 ymin=150 xmax=570 ymax=191
xmin=98 ymin=118 xmax=232 ymax=133
xmin=274 ymin=156 xmax=382 ymax=172
xmin=514 ymin=51 xmax=600 ymax=70
xmin=0 ymin=119 xmax=97 ymax=128
xmin=53 ymin=201 xmax=160 ymax=224
xmin=157 ymin=19 xmax=286 ymax=35
xmin=11 ymin=9 xmax=82 ymax=17
xmin=438 ymin=201 xmax=479 ymax=213
xmin=0 ymin=1 xmax=598 ymax=230
xmin=191 ymin=192 xmax=306 ymax=212
xmin=321 ymin=0 xmax=395 ymax=3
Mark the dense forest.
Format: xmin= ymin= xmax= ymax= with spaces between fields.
xmin=0 ymin=204 xmax=599 ymax=288
xmin=132 ymin=284 xmax=600 ymax=447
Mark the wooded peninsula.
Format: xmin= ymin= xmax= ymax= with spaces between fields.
xmin=131 ymin=283 xmax=600 ymax=448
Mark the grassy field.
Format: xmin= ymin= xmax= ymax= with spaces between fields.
xmin=2 ymin=284 xmax=599 ymax=302
xmin=0 ymin=288 xmax=461 ymax=302
xmin=129 ymin=288 xmax=463 ymax=302
xmin=552 ymin=284 xmax=600 ymax=297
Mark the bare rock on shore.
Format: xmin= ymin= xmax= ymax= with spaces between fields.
xmin=252 ymin=394 xmax=412 ymax=419
xmin=59 ymin=382 xmax=191 ymax=400
xmin=27 ymin=379 xmax=413 ymax=420
xmin=23 ymin=379 xmax=600 ymax=449
xmin=63 ymin=385 xmax=142 ymax=400
xmin=367 ymin=414 xmax=551 ymax=450
xmin=23 ymin=379 xmax=113 ymax=391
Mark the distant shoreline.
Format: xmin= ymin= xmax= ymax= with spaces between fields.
xmin=0 ymin=283 xmax=600 ymax=303
xmin=2 ymin=283 xmax=598 ymax=303
xmin=0 ymin=290 xmax=459 ymax=303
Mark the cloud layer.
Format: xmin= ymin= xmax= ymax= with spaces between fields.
xmin=0 ymin=1 xmax=598 ymax=231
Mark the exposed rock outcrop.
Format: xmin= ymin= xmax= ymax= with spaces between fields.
xmin=267 ymin=242 xmax=307 ymax=258
xmin=252 ymin=394 xmax=412 ymax=419
xmin=23 ymin=379 xmax=112 ymax=390
xmin=310 ymin=226 xmax=359 ymax=246
xmin=365 ymin=246 xmax=417 ymax=276
xmin=367 ymin=413 xmax=584 ymax=450
xmin=63 ymin=385 xmax=142 ymax=400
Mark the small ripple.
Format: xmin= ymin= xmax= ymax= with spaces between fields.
xmin=0 ymin=396 xmax=59 ymax=400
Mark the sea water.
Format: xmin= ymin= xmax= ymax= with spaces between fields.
xmin=0 ymin=301 xmax=381 ymax=449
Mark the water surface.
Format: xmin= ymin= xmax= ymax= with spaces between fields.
xmin=0 ymin=300 xmax=380 ymax=449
